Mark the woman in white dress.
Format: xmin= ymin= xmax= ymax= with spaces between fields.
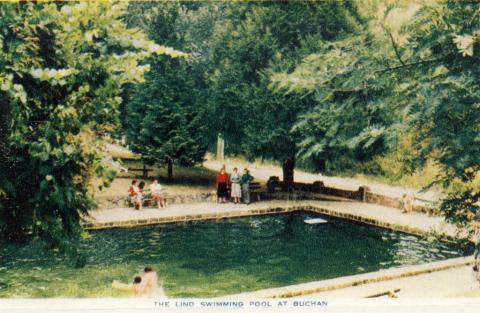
xmin=150 ymin=179 xmax=166 ymax=208
xmin=230 ymin=167 xmax=242 ymax=204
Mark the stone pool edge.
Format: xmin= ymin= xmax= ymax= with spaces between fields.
xmin=224 ymin=256 xmax=474 ymax=298
xmin=83 ymin=204 xmax=440 ymax=239
xmin=83 ymin=203 xmax=474 ymax=299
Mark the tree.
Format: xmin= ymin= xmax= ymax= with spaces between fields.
xmin=403 ymin=0 xmax=480 ymax=235
xmin=0 ymin=1 xmax=182 ymax=251
xmin=206 ymin=0 xmax=364 ymax=183
xmin=271 ymin=0 xmax=480 ymax=235
xmin=270 ymin=31 xmax=404 ymax=174
xmin=124 ymin=2 xmax=207 ymax=181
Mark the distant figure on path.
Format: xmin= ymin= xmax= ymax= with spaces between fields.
xmin=401 ymin=193 xmax=414 ymax=213
xmin=216 ymin=167 xmax=229 ymax=203
xmin=230 ymin=167 xmax=242 ymax=204
xmin=150 ymin=179 xmax=166 ymax=208
xmin=128 ymin=180 xmax=143 ymax=210
xmin=241 ymin=168 xmax=254 ymax=204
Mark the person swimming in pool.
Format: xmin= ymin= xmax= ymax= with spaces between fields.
xmin=142 ymin=267 xmax=158 ymax=296
xmin=112 ymin=276 xmax=145 ymax=297
xmin=112 ymin=267 xmax=166 ymax=298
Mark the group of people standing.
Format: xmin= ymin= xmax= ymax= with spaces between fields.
xmin=216 ymin=166 xmax=254 ymax=204
xmin=128 ymin=179 xmax=167 ymax=210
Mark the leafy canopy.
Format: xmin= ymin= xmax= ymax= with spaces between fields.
xmin=0 ymin=1 xmax=183 ymax=251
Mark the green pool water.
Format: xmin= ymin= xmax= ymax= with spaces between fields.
xmin=0 ymin=211 xmax=471 ymax=298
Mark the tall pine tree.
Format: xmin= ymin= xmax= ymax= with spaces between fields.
xmin=124 ymin=2 xmax=207 ymax=181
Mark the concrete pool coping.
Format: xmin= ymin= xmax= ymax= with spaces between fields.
xmin=224 ymin=256 xmax=475 ymax=298
xmin=85 ymin=200 xmax=473 ymax=298
xmin=85 ymin=200 xmax=460 ymax=240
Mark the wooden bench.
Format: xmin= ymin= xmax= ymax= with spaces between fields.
xmin=249 ymin=182 xmax=262 ymax=201
xmin=225 ymin=181 xmax=262 ymax=202
xmin=125 ymin=191 xmax=158 ymax=207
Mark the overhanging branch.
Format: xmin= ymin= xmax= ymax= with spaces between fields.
xmin=386 ymin=30 xmax=406 ymax=67
xmin=374 ymin=56 xmax=447 ymax=74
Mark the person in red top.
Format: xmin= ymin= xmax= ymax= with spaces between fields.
xmin=216 ymin=167 xmax=229 ymax=203
xmin=128 ymin=180 xmax=143 ymax=210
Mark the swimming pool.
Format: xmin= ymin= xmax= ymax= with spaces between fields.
xmin=0 ymin=211 xmax=471 ymax=297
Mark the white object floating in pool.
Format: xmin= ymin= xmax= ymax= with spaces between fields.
xmin=304 ymin=218 xmax=327 ymax=224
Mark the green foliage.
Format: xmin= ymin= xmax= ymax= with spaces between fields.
xmin=271 ymin=28 xmax=404 ymax=173
xmin=2 ymin=0 xmax=479 ymax=246
xmin=124 ymin=2 xmax=207 ymax=171
xmin=206 ymin=1 xmax=364 ymax=161
xmin=272 ymin=0 xmax=480 ymax=231
xmin=403 ymin=0 xmax=480 ymax=187
xmin=440 ymin=190 xmax=480 ymax=238
xmin=0 ymin=1 xmax=180 ymax=250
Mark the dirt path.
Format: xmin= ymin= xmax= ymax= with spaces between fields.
xmin=106 ymin=144 xmax=441 ymax=201
xmin=203 ymin=159 xmax=441 ymax=202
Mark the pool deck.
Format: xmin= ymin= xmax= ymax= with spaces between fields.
xmin=86 ymin=200 xmax=458 ymax=239
xmin=300 ymin=262 xmax=480 ymax=299
xmin=85 ymin=200 xmax=479 ymax=299
xmin=225 ymin=256 xmax=477 ymax=299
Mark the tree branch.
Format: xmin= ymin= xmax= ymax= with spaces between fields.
xmin=374 ymin=56 xmax=447 ymax=74
xmin=385 ymin=28 xmax=406 ymax=67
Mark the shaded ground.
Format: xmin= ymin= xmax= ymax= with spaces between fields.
xmin=104 ymin=144 xmax=441 ymax=201
xmin=203 ymin=157 xmax=441 ymax=202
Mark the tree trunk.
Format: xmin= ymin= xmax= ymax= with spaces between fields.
xmin=216 ymin=133 xmax=225 ymax=161
xmin=282 ymin=157 xmax=295 ymax=191
xmin=167 ymin=158 xmax=173 ymax=182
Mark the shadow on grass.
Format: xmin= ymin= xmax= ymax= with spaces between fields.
xmin=117 ymin=160 xmax=218 ymax=187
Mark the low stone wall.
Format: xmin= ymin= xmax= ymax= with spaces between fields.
xmin=96 ymin=195 xmax=126 ymax=210
xmin=97 ymin=180 xmax=437 ymax=215
xmin=277 ymin=181 xmax=364 ymax=201
xmin=96 ymin=192 xmax=214 ymax=210
xmin=283 ymin=181 xmax=436 ymax=215
xmin=365 ymin=192 xmax=401 ymax=209
xmin=364 ymin=191 xmax=436 ymax=214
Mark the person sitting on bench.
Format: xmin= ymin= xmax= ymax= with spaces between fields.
xmin=150 ymin=179 xmax=166 ymax=209
xmin=128 ymin=180 xmax=143 ymax=210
